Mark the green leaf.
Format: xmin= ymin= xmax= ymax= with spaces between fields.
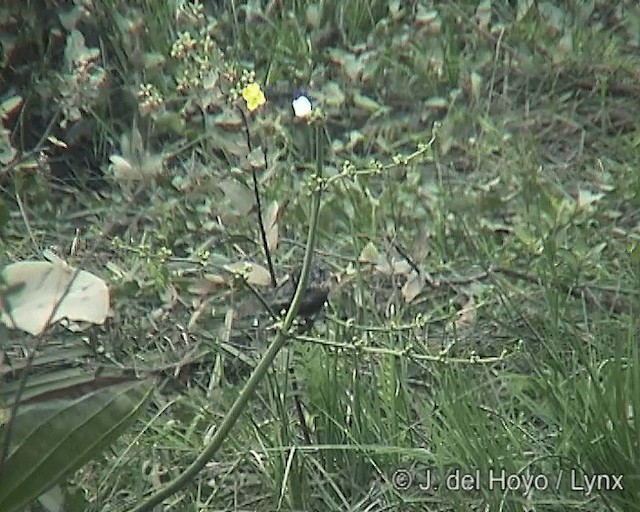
xmin=358 ymin=241 xmax=380 ymax=263
xmin=0 ymin=378 xmax=154 ymax=512
xmin=0 ymin=95 xmax=22 ymax=123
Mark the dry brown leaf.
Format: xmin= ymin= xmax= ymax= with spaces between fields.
xmin=454 ymin=295 xmax=477 ymax=332
xmin=375 ymin=259 xmax=412 ymax=276
xmin=246 ymin=146 xmax=266 ymax=171
xmin=224 ymin=262 xmax=272 ymax=287
xmin=187 ymin=300 xmax=210 ymax=330
xmin=401 ymin=272 xmax=425 ymax=303
xmin=187 ymin=274 xmax=226 ymax=295
xmin=0 ymin=260 xmax=110 ymax=336
xmin=264 ymin=200 xmax=283 ymax=253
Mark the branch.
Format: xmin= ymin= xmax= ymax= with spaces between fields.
xmin=126 ymin=119 xmax=325 ymax=512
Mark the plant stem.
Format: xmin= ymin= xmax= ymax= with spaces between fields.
xmin=126 ymin=121 xmax=324 ymax=512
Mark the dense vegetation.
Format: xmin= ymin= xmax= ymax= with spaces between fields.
xmin=2 ymin=1 xmax=640 ymax=511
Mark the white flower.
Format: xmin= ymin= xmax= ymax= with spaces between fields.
xmin=292 ymin=95 xmax=312 ymax=118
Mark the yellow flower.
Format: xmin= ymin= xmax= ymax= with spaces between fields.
xmin=241 ymin=82 xmax=266 ymax=111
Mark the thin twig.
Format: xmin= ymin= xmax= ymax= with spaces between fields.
xmin=237 ymin=106 xmax=277 ymax=288
xmin=290 ymin=365 xmax=312 ymax=445
xmin=127 ymin=115 xmax=326 ymax=512
xmin=385 ymin=233 xmax=421 ymax=276
xmin=13 ymin=191 xmax=38 ymax=252
xmin=251 ymin=167 xmax=277 ymax=288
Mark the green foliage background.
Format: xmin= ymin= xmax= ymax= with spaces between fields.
xmin=2 ymin=1 xmax=640 ymax=511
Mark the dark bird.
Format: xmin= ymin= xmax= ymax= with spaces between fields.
xmin=233 ymin=265 xmax=336 ymax=339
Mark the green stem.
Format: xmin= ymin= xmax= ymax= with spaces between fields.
xmin=126 ymin=122 xmax=324 ymax=512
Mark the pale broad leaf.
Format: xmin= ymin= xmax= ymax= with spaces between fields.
xmin=0 ymin=261 xmax=110 ymax=336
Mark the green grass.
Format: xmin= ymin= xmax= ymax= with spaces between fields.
xmin=2 ymin=1 xmax=640 ymax=511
